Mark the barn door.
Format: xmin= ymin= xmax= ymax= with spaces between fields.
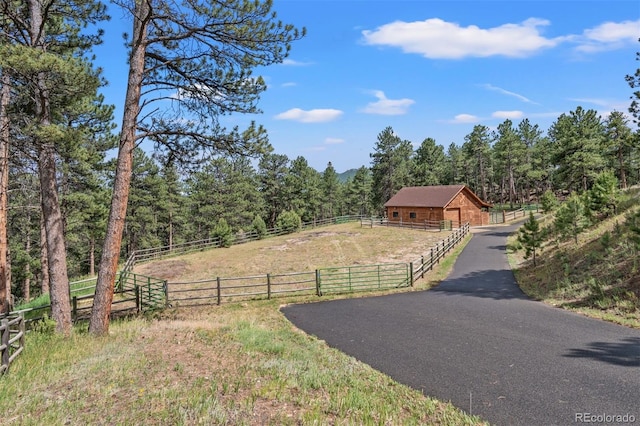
xmin=446 ymin=207 xmax=461 ymax=227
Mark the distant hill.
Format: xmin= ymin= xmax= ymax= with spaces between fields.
xmin=337 ymin=168 xmax=359 ymax=183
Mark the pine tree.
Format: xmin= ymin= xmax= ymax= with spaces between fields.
xmin=554 ymin=193 xmax=588 ymax=244
xmin=321 ymin=162 xmax=342 ymax=218
xmin=345 ymin=166 xmax=372 ymax=216
xmin=549 ymin=107 xmax=606 ymax=192
xmin=1 ymin=0 xmax=110 ymax=332
xmin=91 ymin=0 xmax=304 ymax=334
xmin=518 ymin=212 xmax=543 ymax=266
xmin=412 ymin=137 xmax=446 ymax=186
xmin=445 ymin=143 xmax=464 ymax=185
xmin=586 ymin=171 xmax=619 ymax=219
xmin=462 ymin=125 xmax=492 ymax=201
xmin=370 ymin=127 xmax=412 ymax=212
xmin=284 ymin=156 xmax=322 ymax=222
xmin=540 ymin=190 xmax=558 ymax=214
xmin=258 ymin=153 xmax=289 ymax=228
xmin=516 ymin=119 xmax=544 ymax=202
xmin=493 ymin=119 xmax=527 ymax=208
xmin=604 ymin=111 xmax=634 ymax=189
xmin=212 ymin=218 xmax=233 ymax=248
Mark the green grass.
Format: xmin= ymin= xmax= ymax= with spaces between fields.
xmin=1 ymin=306 xmax=484 ymax=425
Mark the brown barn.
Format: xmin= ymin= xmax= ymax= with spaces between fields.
xmin=384 ymin=185 xmax=492 ymax=227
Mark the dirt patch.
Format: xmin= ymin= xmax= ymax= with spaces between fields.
xmin=134 ymin=259 xmax=190 ymax=280
xmin=266 ymin=231 xmax=361 ymax=251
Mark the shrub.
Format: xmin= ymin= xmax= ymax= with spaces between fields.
xmin=251 ymin=215 xmax=267 ymax=239
xmin=276 ymin=210 xmax=302 ymax=234
xmin=212 ymin=218 xmax=234 ymax=248
xmin=540 ymin=190 xmax=558 ymax=213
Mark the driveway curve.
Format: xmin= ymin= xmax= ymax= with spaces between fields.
xmin=281 ymin=223 xmax=640 ymax=426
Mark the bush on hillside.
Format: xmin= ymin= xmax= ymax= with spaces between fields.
xmin=212 ymin=218 xmax=234 ymax=248
xmin=276 ymin=210 xmax=302 ymax=234
xmin=540 ymin=190 xmax=558 ymax=213
xmin=252 ymin=215 xmax=267 ymax=239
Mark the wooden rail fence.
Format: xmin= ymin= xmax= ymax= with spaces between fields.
xmin=360 ymin=217 xmax=459 ymax=230
xmin=1 ymin=313 xmax=25 ymax=375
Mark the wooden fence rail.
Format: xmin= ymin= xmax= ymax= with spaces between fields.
xmin=411 ymin=223 xmax=470 ymax=280
xmin=360 ymin=217 xmax=460 ymax=230
xmin=1 ymin=313 xmax=25 ymax=375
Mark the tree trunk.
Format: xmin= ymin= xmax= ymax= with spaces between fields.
xmin=89 ymin=237 xmax=95 ymax=276
xmin=23 ymin=230 xmax=31 ymax=303
xmin=39 ymin=142 xmax=72 ymax=334
xmin=0 ymin=73 xmax=11 ymax=314
xmin=89 ymin=0 xmax=149 ymax=335
xmin=618 ymin=147 xmax=628 ymax=189
xmin=168 ymin=212 xmax=173 ymax=250
xmin=30 ymin=0 xmax=71 ymax=335
xmin=40 ymin=211 xmax=49 ymax=295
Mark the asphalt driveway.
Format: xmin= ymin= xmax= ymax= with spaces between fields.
xmin=281 ymin=223 xmax=640 ymax=426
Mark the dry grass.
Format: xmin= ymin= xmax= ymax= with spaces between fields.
xmin=508 ymin=208 xmax=640 ymax=329
xmin=1 ymin=225 xmax=482 ymax=425
xmin=134 ymin=223 xmax=455 ymax=281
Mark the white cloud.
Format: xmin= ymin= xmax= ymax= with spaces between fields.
xmin=575 ymin=20 xmax=640 ymax=53
xmin=281 ymin=82 xmax=297 ymax=88
xmin=450 ymin=114 xmax=480 ymax=123
xmin=492 ymin=110 xmax=524 ymax=119
xmin=481 ymin=84 xmax=538 ymax=104
xmin=325 ymin=137 xmax=344 ymax=145
xmin=281 ymin=59 xmax=313 ymax=66
xmin=361 ymin=90 xmax=415 ymax=115
xmin=585 ymin=20 xmax=639 ymax=43
xmin=362 ymin=17 xmax=561 ymax=59
xmin=274 ymin=108 xmax=343 ymax=123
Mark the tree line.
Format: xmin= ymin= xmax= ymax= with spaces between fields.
xmin=1 ymin=0 xmax=638 ymax=336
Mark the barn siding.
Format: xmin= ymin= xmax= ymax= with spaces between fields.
xmin=386 ymin=187 xmax=489 ymax=227
xmin=386 ymin=207 xmax=444 ymax=224
xmin=445 ymin=190 xmax=489 ymax=226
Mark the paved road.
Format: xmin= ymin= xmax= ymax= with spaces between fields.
xmin=281 ymin=223 xmax=640 ymax=426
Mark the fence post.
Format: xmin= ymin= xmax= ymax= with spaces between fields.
xmin=217 ymin=277 xmax=222 ymax=305
xmin=409 ymin=262 xmax=414 ymax=287
xmin=72 ymin=296 xmax=77 ymax=322
xmin=421 ymin=256 xmax=425 ymax=278
xmin=163 ymin=280 xmax=169 ymax=307
xmin=18 ymin=313 xmax=25 ymax=350
xmin=1 ymin=318 xmax=9 ymax=371
xmin=267 ymin=274 xmax=271 ymax=299
xmin=135 ymin=285 xmax=140 ymax=313
xmin=315 ymin=270 xmax=321 ymax=296
xmin=147 ymin=276 xmax=152 ymax=306
xmin=430 ymin=248 xmax=434 ymax=271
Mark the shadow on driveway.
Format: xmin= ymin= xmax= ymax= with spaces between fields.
xmin=564 ymin=337 xmax=640 ymax=367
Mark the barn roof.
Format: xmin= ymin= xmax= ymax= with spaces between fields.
xmin=384 ymin=185 xmax=492 ymax=208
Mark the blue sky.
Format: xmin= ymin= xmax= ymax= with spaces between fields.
xmin=93 ymin=0 xmax=640 ymax=173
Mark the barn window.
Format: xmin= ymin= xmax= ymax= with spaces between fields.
xmin=409 ymin=212 xmax=416 ymax=219
xmin=392 ymin=211 xmax=399 ymax=218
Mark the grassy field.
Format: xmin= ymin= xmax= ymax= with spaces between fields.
xmin=2 ymin=224 xmax=486 ymax=425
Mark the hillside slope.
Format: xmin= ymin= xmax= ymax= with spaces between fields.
xmin=509 ymin=189 xmax=640 ymax=328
